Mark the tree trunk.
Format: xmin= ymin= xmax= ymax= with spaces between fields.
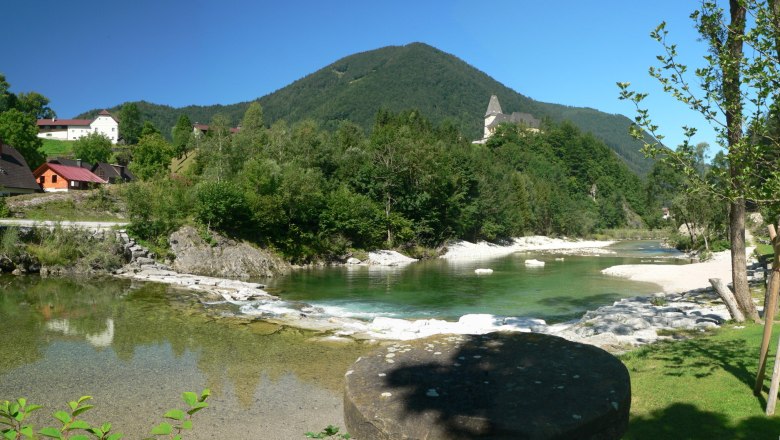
xmin=709 ymin=278 xmax=745 ymax=322
xmin=730 ymin=198 xmax=760 ymax=321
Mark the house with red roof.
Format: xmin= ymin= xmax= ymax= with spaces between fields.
xmin=32 ymin=162 xmax=107 ymax=192
xmin=37 ymin=110 xmax=119 ymax=144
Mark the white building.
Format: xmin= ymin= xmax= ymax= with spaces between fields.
xmin=473 ymin=95 xmax=540 ymax=144
xmin=37 ymin=110 xmax=119 ymax=144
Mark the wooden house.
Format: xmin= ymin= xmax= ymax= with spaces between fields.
xmin=33 ymin=163 xmax=107 ymax=192
xmin=0 ymin=143 xmax=41 ymax=195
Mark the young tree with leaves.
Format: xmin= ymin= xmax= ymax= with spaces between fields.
xmin=72 ymin=132 xmax=112 ymax=164
xmin=119 ymin=102 xmax=142 ymax=145
xmin=172 ymin=114 xmax=193 ymax=159
xmin=617 ymin=0 xmax=780 ymax=321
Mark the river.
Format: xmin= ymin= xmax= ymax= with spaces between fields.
xmin=0 ymin=240 xmax=684 ymax=438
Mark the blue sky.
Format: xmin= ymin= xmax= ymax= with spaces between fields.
xmin=4 ymin=0 xmax=714 ymax=153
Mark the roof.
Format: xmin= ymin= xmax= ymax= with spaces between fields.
xmin=92 ymin=162 xmax=134 ymax=182
xmin=485 ymin=95 xmax=503 ymax=117
xmin=193 ymin=123 xmax=241 ymax=134
xmin=33 ymin=163 xmax=107 ymax=184
xmin=49 ymin=157 xmax=93 ymax=169
xmin=0 ymin=144 xmax=40 ymax=191
xmin=37 ymin=118 xmax=92 ymax=127
xmin=486 ymin=112 xmax=541 ymax=129
xmin=37 ymin=109 xmax=117 ymax=127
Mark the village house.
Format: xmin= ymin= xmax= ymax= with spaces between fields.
xmin=0 ymin=142 xmax=40 ymax=196
xmin=33 ymin=162 xmax=107 ymax=192
xmin=473 ymin=95 xmax=541 ymax=144
xmin=48 ymin=158 xmax=134 ymax=184
xmin=192 ymin=123 xmax=241 ymax=136
xmin=36 ymin=110 xmax=119 ymax=144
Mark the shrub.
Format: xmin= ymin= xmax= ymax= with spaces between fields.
xmin=194 ymin=180 xmax=249 ymax=233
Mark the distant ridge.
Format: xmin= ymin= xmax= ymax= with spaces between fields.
xmin=79 ymin=42 xmax=655 ymax=175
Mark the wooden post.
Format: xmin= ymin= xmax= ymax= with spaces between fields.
xmin=755 ymin=224 xmax=780 ymax=396
xmin=767 ymin=334 xmax=780 ymax=415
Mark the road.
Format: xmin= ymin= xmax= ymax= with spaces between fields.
xmin=0 ymin=219 xmax=129 ymax=230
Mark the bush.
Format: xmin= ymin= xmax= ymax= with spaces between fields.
xmin=194 ymin=180 xmax=249 ymax=233
xmin=0 ymin=196 xmax=9 ymax=218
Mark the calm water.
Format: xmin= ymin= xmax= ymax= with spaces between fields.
xmin=265 ymin=240 xmax=687 ymax=323
xmin=0 ymin=240 xmax=685 ymax=437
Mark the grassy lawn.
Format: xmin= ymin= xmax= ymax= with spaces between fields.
xmin=622 ymin=323 xmax=780 ymax=439
xmin=40 ymin=138 xmax=74 ymax=158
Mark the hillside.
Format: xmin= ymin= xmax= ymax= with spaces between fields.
xmin=79 ymin=42 xmax=655 ymax=175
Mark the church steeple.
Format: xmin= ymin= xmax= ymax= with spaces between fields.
xmin=485 ymin=95 xmax=503 ymax=117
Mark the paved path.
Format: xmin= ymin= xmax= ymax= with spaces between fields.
xmin=0 ymin=219 xmax=129 ymax=230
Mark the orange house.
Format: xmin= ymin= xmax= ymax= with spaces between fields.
xmin=33 ymin=163 xmax=107 ymax=192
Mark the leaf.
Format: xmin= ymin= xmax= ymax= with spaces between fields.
xmin=17 ymin=399 xmax=26 ymax=408
xmin=25 ymin=405 xmax=42 ymax=414
xmin=163 ymin=409 xmax=185 ymax=421
xmin=72 ymin=405 xmax=94 ymax=417
xmin=181 ymin=420 xmax=192 ymax=430
xmin=76 ymin=397 xmax=92 ymax=405
xmin=19 ymin=426 xmax=34 ymax=438
xmin=185 ymin=402 xmax=208 ymax=416
xmin=67 ymin=420 xmax=90 ymax=430
xmin=53 ymin=411 xmax=71 ymax=425
xmin=107 ymin=433 xmax=124 ymax=440
xmin=38 ymin=427 xmax=63 ymax=439
xmin=68 ymin=401 xmax=77 ymax=412
xmin=3 ymin=430 xmax=18 ymax=440
xmin=181 ymin=392 xmax=197 ymax=407
xmin=199 ymin=389 xmax=210 ymax=401
xmin=150 ymin=422 xmax=172 ymax=436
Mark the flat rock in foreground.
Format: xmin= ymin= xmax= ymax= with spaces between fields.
xmin=344 ymin=332 xmax=630 ymax=439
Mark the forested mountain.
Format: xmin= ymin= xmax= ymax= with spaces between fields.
xmin=78 ymin=42 xmax=655 ymax=175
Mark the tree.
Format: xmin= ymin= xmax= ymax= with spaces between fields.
xmin=0 ymin=74 xmax=16 ymax=113
xmin=72 ymin=132 xmax=112 ymax=164
xmin=616 ymin=0 xmax=780 ymax=321
xmin=130 ymin=133 xmax=173 ymax=180
xmin=0 ymin=109 xmax=45 ymax=168
xmin=140 ymin=120 xmax=161 ymax=138
xmin=172 ymin=114 xmax=192 ymax=158
xmin=15 ymin=92 xmax=55 ymax=119
xmin=119 ymin=102 xmax=142 ymax=145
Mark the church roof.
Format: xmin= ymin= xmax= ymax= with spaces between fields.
xmin=485 ymin=95 xmax=503 ymax=117
xmin=486 ymin=112 xmax=541 ymax=129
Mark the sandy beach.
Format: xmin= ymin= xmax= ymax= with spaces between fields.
xmin=601 ymin=248 xmax=752 ymax=293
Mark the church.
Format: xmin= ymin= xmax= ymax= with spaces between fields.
xmin=473 ymin=95 xmax=540 ymax=144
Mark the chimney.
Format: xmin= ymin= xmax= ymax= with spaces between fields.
xmin=76 ymin=159 xmax=82 ymax=168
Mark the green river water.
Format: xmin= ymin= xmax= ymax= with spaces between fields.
xmin=0 ymin=240 xmax=685 ymax=438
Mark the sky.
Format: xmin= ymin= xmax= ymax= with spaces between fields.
xmin=3 ymin=0 xmax=717 ymax=154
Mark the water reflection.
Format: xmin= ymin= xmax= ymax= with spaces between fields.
xmin=0 ymin=275 xmax=371 ymax=412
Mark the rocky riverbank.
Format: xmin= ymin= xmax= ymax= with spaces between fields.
xmin=110 ymin=237 xmax=760 ymax=353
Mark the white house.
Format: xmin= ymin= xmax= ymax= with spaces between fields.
xmin=37 ymin=110 xmax=119 ymax=144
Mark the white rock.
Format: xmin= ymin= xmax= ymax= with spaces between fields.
xmin=525 ymin=259 xmax=545 ymax=267
xmin=474 ymin=268 xmax=493 ymax=274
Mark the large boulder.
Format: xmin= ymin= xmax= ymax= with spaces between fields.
xmin=168 ymin=226 xmax=290 ymax=278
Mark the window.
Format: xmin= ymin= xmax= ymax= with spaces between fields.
xmin=38 ymin=176 xmax=44 ymax=184
xmin=51 ymin=175 xmax=57 ymax=183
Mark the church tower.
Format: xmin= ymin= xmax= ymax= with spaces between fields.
xmin=484 ymin=95 xmax=502 ymax=139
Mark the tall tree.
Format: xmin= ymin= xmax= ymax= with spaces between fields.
xmin=72 ymin=132 xmax=112 ymax=164
xmin=0 ymin=109 xmax=45 ymax=168
xmin=119 ymin=102 xmax=142 ymax=145
xmin=130 ymin=133 xmax=173 ymax=180
xmin=172 ymin=114 xmax=192 ymax=158
xmin=15 ymin=92 xmax=55 ymax=119
xmin=617 ymin=0 xmax=780 ymax=321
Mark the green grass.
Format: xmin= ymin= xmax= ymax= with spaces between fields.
xmin=40 ymin=138 xmax=74 ymax=158
xmin=622 ymin=323 xmax=780 ymax=439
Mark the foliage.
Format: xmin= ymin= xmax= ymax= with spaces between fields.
xmin=0 ymin=196 xmax=9 ymax=218
xmin=0 ymin=109 xmax=45 ymax=168
xmin=72 ymin=132 xmax=113 ymax=164
xmin=0 ymin=389 xmax=209 ymax=440
xmin=0 ymin=226 xmax=21 ymax=257
xmin=119 ymin=103 xmax=142 ymax=145
xmin=76 ymin=43 xmax=655 ymax=175
xmin=130 ymin=133 xmax=174 ymax=180
xmin=193 ymin=180 xmax=248 ymax=232
xmin=171 ymin=115 xmax=192 ymax=159
xmin=305 ymin=425 xmax=350 ymax=439
xmin=14 ymin=92 xmax=55 ymax=119
xmin=24 ymin=227 xmax=123 ymax=271
xmin=123 ymin=177 xmax=193 ymax=246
